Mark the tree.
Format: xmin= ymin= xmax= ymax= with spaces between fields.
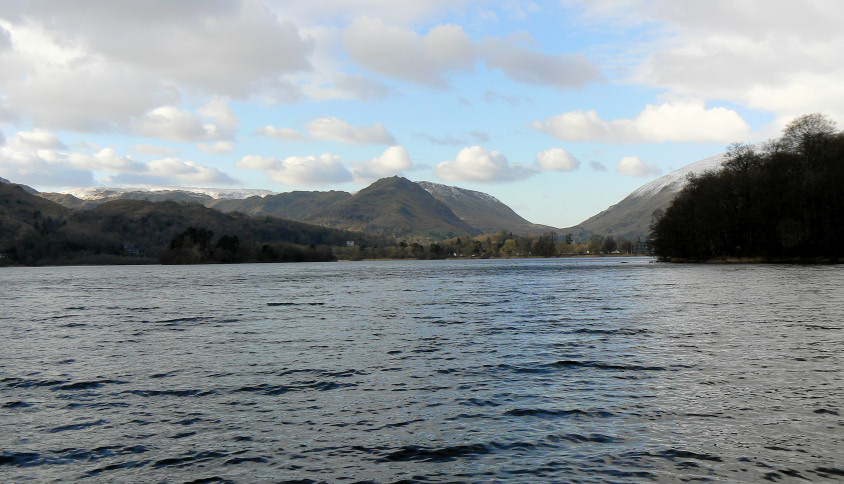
xmin=601 ymin=235 xmax=618 ymax=254
xmin=651 ymin=113 xmax=844 ymax=261
xmin=780 ymin=113 xmax=837 ymax=153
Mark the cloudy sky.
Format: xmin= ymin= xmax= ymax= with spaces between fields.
xmin=1 ymin=1 xmax=841 ymax=227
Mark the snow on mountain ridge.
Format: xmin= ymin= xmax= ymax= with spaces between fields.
xmin=628 ymin=152 xmax=728 ymax=199
xmin=61 ymin=186 xmax=274 ymax=200
xmin=416 ymin=181 xmax=503 ymax=205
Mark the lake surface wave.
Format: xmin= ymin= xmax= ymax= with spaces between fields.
xmin=2 ymin=258 xmax=842 ymax=482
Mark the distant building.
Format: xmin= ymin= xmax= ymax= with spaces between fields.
xmin=345 ymin=241 xmax=355 ymax=247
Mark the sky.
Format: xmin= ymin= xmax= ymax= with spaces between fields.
xmin=0 ymin=0 xmax=842 ymax=228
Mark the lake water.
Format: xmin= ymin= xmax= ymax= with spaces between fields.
xmin=1 ymin=257 xmax=843 ymax=482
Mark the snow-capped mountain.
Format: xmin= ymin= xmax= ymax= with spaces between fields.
xmin=417 ymin=181 xmax=556 ymax=235
xmin=571 ymin=150 xmax=732 ymax=240
xmin=626 ymin=152 xmax=727 ymax=200
xmin=60 ymin=186 xmax=274 ymax=200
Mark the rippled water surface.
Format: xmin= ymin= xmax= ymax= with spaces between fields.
xmin=2 ymin=258 xmax=843 ymax=482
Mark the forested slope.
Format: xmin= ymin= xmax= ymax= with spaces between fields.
xmin=651 ymin=114 xmax=844 ymax=261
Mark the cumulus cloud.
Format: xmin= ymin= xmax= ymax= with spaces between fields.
xmin=67 ymin=148 xmax=146 ymax=172
xmin=480 ymin=38 xmax=599 ymax=89
xmin=280 ymin=1 xmax=477 ymax=26
xmin=236 ymin=153 xmax=352 ymax=186
xmin=584 ymin=0 xmax=844 ymax=121
xmin=616 ymin=156 xmax=661 ymax=177
xmin=435 ymin=146 xmax=535 ymax=183
xmin=433 ymin=145 xmax=585 ymax=183
xmin=132 ymin=100 xmax=239 ymax=143
xmin=306 ymin=116 xmax=396 ymax=145
xmin=133 ymin=106 xmax=207 ymax=142
xmin=533 ymin=100 xmax=751 ymax=143
xmin=131 ymin=144 xmax=179 ymax=156
xmin=145 ymin=158 xmax=239 ymax=185
xmin=0 ymin=129 xmax=238 ymax=188
xmin=350 ymin=145 xmax=413 ymax=182
xmin=0 ymin=2 xmax=313 ymax=130
xmin=255 ymin=125 xmax=307 ymax=141
xmin=344 ymin=17 xmax=475 ymax=88
xmin=536 ymin=148 xmax=580 ymax=171
xmin=343 ymin=17 xmax=599 ymax=89
xmin=198 ymin=141 xmax=236 ymax=155
xmin=6 ymin=129 xmax=66 ymax=150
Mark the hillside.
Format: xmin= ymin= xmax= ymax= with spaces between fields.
xmin=0 ymin=182 xmax=69 ymax=255
xmin=569 ymin=152 xmax=728 ymax=240
xmin=417 ymin=181 xmax=556 ymax=235
xmin=37 ymin=178 xmax=553 ymax=239
xmin=1 ymin=183 xmax=375 ymax=265
xmin=208 ymin=190 xmax=352 ymax=221
xmin=653 ymin=116 xmax=844 ymax=260
xmin=307 ymin=176 xmax=479 ymax=239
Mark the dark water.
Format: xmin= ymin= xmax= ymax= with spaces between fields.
xmin=1 ymin=258 xmax=843 ymax=482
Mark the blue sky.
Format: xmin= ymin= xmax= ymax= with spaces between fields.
xmin=1 ymin=1 xmax=842 ymax=227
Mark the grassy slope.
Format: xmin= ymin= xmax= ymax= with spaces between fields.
xmin=308 ymin=177 xmax=479 ymax=238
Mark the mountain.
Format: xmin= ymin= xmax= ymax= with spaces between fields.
xmin=1 ymin=182 xmax=69 ymax=246
xmin=36 ymin=192 xmax=101 ymax=210
xmin=307 ymin=176 xmax=479 ymax=238
xmin=38 ymin=186 xmax=273 ymax=209
xmin=570 ymin=151 xmax=729 ymax=240
xmin=208 ymin=190 xmax=352 ymax=221
xmin=417 ymin=181 xmax=556 ymax=235
xmin=65 ymin=199 xmax=365 ymax=257
xmin=1 ymin=182 xmax=374 ymax=265
xmin=0 ymin=176 xmax=39 ymax=194
xmin=59 ymin=185 xmax=273 ymax=200
xmin=36 ymin=178 xmax=552 ymax=239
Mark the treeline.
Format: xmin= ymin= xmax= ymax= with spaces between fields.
xmin=651 ymin=114 xmax=844 ymax=261
xmin=158 ymin=226 xmax=336 ymax=264
xmin=335 ymin=231 xmax=650 ymax=260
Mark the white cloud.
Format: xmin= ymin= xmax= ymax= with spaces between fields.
xmin=278 ymin=1 xmax=478 ymax=26
xmin=616 ymin=156 xmax=660 ymax=177
xmin=584 ymin=0 xmax=844 ymax=121
xmin=67 ymin=148 xmax=146 ymax=172
xmin=132 ymin=100 xmax=240 ymax=143
xmin=536 ymin=148 xmax=580 ymax=171
xmin=0 ymin=130 xmax=237 ymax=188
xmin=133 ymin=106 xmax=207 ymax=142
xmin=351 ymin=145 xmax=413 ymax=182
xmin=0 ymin=2 xmax=311 ymax=130
xmin=198 ymin=141 xmax=236 ymax=155
xmin=7 ymin=129 xmax=66 ymax=150
xmin=306 ymin=116 xmax=396 ymax=145
xmin=236 ymin=153 xmax=353 ymax=186
xmin=145 ymin=158 xmax=239 ymax=185
xmin=130 ymin=144 xmax=179 ymax=156
xmin=435 ymin=146 xmax=535 ymax=183
xmin=480 ymin=38 xmax=599 ymax=89
xmin=344 ymin=17 xmax=475 ymax=88
xmin=197 ymin=98 xmax=238 ymax=139
xmin=255 ymin=125 xmax=306 ymax=141
xmin=343 ymin=17 xmax=599 ymax=90
xmin=534 ymin=100 xmax=751 ymax=143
